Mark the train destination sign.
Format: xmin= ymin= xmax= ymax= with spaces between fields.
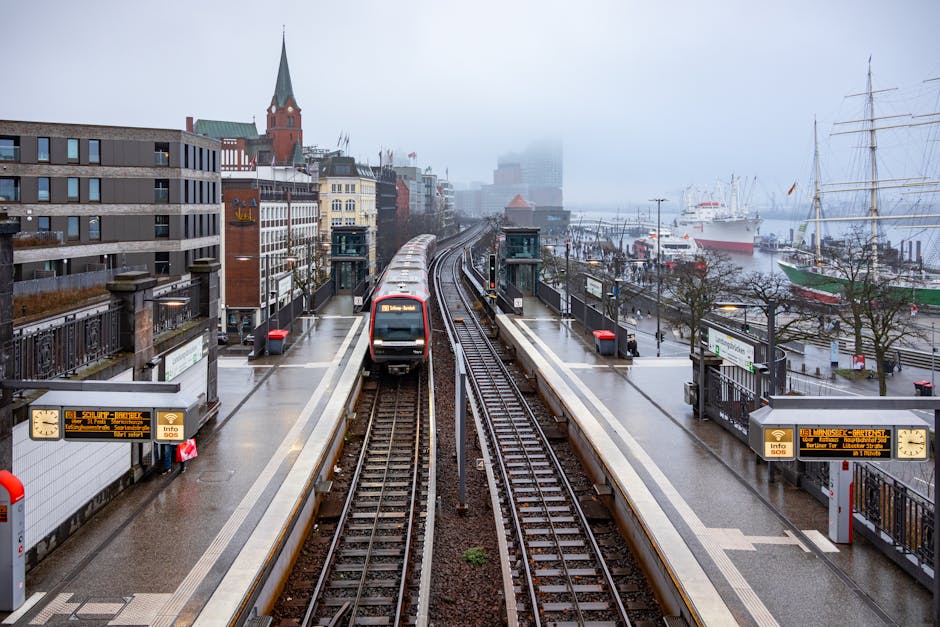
xmin=798 ymin=426 xmax=892 ymax=460
xmin=380 ymin=303 xmax=417 ymax=312
xmin=63 ymin=407 xmax=153 ymax=442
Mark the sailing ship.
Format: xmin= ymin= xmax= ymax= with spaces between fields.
xmin=778 ymin=62 xmax=940 ymax=305
xmin=677 ymin=175 xmax=762 ymax=253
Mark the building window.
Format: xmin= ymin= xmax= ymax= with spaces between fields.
xmin=89 ymin=216 xmax=101 ymax=240
xmin=37 ymin=137 xmax=50 ymax=162
xmin=332 ymin=199 xmax=342 ymax=212
xmin=67 ymin=216 xmax=79 ymax=240
xmin=155 ymin=142 xmax=169 ymax=166
xmin=345 ymin=183 xmax=356 ymax=193
xmin=287 ymin=116 xmax=294 ymax=128
xmin=37 ymin=216 xmax=50 ymax=232
xmin=67 ymin=177 xmax=79 ymax=201
xmin=0 ymin=136 xmax=19 ymax=162
xmin=155 ymin=251 xmax=170 ymax=275
xmin=67 ymin=138 xmax=79 ymax=161
xmin=37 ymin=177 xmax=50 ymax=202
xmin=88 ymin=178 xmax=100 ymax=202
xmin=331 ymin=217 xmax=342 ymax=226
xmin=0 ymin=176 xmax=20 ymax=201
xmin=345 ymin=199 xmax=356 ymax=212
xmin=88 ymin=139 xmax=100 ymax=164
xmin=344 ymin=218 xmax=356 ymax=225
xmin=155 ymin=214 xmax=170 ymax=238
xmin=154 ymin=179 xmax=169 ymax=203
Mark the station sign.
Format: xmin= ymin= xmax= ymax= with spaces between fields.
xmin=585 ymin=276 xmax=602 ymax=299
xmin=63 ymin=407 xmax=153 ymax=441
xmin=798 ymin=426 xmax=893 ymax=460
xmin=762 ymin=426 xmax=795 ymax=460
xmin=710 ymin=332 xmax=756 ymax=373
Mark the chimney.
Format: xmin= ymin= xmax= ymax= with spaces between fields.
xmin=186 ymin=116 xmax=194 ymax=133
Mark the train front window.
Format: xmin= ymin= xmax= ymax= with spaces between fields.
xmin=374 ymin=299 xmax=424 ymax=341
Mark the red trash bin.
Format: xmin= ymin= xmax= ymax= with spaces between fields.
xmin=592 ymin=330 xmax=616 ymax=356
xmin=267 ymin=329 xmax=289 ymax=354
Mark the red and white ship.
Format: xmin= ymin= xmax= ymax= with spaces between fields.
xmin=677 ymin=176 xmax=761 ymax=254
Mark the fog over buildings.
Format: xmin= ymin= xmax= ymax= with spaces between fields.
xmin=5 ymin=0 xmax=940 ymax=213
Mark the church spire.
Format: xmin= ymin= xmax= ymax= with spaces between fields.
xmin=272 ymin=32 xmax=296 ymax=109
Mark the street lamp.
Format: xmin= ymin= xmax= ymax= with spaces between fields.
xmin=650 ymin=198 xmax=668 ymax=357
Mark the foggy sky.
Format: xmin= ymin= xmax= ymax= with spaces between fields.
xmin=5 ymin=0 xmax=939 ymax=212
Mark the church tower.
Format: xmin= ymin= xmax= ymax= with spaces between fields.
xmin=266 ymin=34 xmax=302 ymax=165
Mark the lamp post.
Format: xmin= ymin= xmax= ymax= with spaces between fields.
xmin=565 ymin=239 xmax=571 ymax=317
xmin=236 ymin=253 xmax=298 ymax=355
xmin=650 ymin=198 xmax=667 ymax=357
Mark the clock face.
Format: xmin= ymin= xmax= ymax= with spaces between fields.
xmin=287 ymin=106 xmax=293 ymax=112
xmin=31 ymin=408 xmax=61 ymax=440
xmin=270 ymin=106 xmax=276 ymax=113
xmin=897 ymin=428 xmax=928 ymax=460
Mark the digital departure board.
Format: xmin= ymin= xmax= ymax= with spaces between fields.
xmin=798 ymin=427 xmax=892 ymax=460
xmin=63 ymin=408 xmax=153 ymax=442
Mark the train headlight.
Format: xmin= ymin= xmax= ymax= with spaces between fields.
xmin=415 ymin=338 xmax=425 ymax=346
xmin=373 ymin=339 xmax=383 ymax=346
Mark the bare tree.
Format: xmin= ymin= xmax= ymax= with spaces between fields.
xmin=734 ymin=270 xmax=831 ymax=345
xmin=661 ymin=251 xmax=742 ymax=354
xmin=823 ymin=228 xmax=925 ymax=394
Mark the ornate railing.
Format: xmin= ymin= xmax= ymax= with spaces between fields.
xmin=11 ymin=305 xmax=123 ymax=380
xmin=153 ymin=280 xmax=201 ymax=336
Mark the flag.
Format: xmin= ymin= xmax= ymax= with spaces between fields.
xmin=408 ymin=152 xmax=417 ymax=159
xmin=249 ymin=157 xmax=256 ymax=168
xmin=787 ymin=181 xmax=797 ymax=196
xmin=270 ymin=153 xmax=276 ymax=167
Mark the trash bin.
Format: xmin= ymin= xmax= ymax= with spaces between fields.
xmin=593 ymin=330 xmax=616 ymax=356
xmin=914 ymin=380 xmax=932 ymax=396
xmin=267 ymin=329 xmax=289 ymax=355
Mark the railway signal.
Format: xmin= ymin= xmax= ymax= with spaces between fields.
xmin=488 ymin=254 xmax=497 ymax=290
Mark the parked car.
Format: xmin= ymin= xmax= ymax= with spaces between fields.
xmin=241 ymin=334 xmax=254 ymax=345
xmin=217 ymin=332 xmax=229 ymax=345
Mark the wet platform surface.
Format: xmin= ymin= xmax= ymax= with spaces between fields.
xmin=503 ymin=297 xmax=931 ymax=626
xmin=5 ymin=299 xmax=366 ymax=626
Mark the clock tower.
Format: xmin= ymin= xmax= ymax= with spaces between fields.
xmin=266 ymin=33 xmax=302 ymax=166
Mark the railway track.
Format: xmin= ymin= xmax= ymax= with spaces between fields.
xmin=433 ymin=248 xmax=632 ymax=626
xmin=301 ymin=370 xmax=432 ymax=626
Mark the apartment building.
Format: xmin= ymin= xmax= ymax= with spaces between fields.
xmin=0 ymin=120 xmax=221 ymax=280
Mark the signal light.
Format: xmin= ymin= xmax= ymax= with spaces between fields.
xmin=488 ymin=254 xmax=497 ymax=290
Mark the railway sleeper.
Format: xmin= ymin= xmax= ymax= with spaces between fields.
xmin=322 ymin=596 xmax=394 ymax=606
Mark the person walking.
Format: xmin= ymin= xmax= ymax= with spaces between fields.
xmin=161 ymin=443 xmax=174 ymax=475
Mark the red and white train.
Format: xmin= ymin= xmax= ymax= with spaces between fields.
xmin=368 ymin=234 xmax=437 ymax=374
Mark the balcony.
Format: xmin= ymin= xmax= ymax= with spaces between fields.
xmin=13 ymin=231 xmax=65 ymax=249
xmin=0 ymin=145 xmax=20 ymax=162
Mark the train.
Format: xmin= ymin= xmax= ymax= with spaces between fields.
xmin=368 ymin=234 xmax=437 ymax=374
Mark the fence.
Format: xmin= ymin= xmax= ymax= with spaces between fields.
xmin=10 ymin=305 xmax=123 ymax=380
xmin=14 ymin=266 xmax=148 ymax=297
xmin=311 ymin=279 xmax=334 ymax=312
xmin=153 ymin=280 xmax=201 ymax=336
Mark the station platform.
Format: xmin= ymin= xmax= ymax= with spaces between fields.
xmin=497 ymin=296 xmax=931 ymax=625
xmin=4 ymin=298 xmax=368 ymax=625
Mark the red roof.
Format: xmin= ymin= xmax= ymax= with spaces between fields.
xmin=506 ymin=194 xmax=530 ymax=209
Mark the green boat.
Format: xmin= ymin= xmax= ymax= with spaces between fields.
xmin=778 ymin=257 xmax=940 ymax=306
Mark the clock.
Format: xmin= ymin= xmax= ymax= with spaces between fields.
xmin=30 ymin=408 xmax=61 ymax=440
xmin=270 ymin=105 xmax=276 ymax=113
xmin=896 ymin=428 xmax=928 ymax=460
xmin=287 ymin=106 xmax=293 ymax=112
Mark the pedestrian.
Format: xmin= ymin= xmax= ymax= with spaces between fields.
xmin=177 ymin=442 xmax=187 ymax=473
xmin=626 ymin=334 xmax=639 ymax=357
xmin=161 ymin=443 xmax=174 ymax=475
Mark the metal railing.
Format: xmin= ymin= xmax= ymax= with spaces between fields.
xmin=154 ymin=187 xmax=169 ymax=203
xmin=153 ymin=280 xmax=201 ymax=336
xmin=13 ymin=231 xmax=65 ymax=249
xmin=311 ymin=279 xmax=334 ymax=312
xmin=11 ymin=305 xmax=123 ymax=380
xmin=154 ymin=151 xmax=169 ymax=166
xmin=14 ymin=265 xmax=147 ymax=297
xmin=854 ymin=463 xmax=934 ymax=572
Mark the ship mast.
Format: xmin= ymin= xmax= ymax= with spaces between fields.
xmin=866 ymin=59 xmax=881 ymax=279
xmin=813 ymin=117 xmax=823 ymax=263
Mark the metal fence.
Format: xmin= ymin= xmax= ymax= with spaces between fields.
xmin=11 ymin=305 xmax=123 ymax=380
xmin=537 ymin=281 xmax=563 ymax=314
xmin=311 ymin=279 xmax=334 ymax=312
xmin=153 ymin=280 xmax=201 ymax=336
xmin=14 ymin=265 xmax=148 ymax=297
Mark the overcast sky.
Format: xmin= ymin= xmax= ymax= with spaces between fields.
xmin=6 ymin=0 xmax=939 ymax=212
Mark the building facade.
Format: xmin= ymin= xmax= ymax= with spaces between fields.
xmin=221 ymin=168 xmax=317 ymax=335
xmin=0 ymin=120 xmax=221 ymax=280
xmin=318 ymin=156 xmax=377 ymax=279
